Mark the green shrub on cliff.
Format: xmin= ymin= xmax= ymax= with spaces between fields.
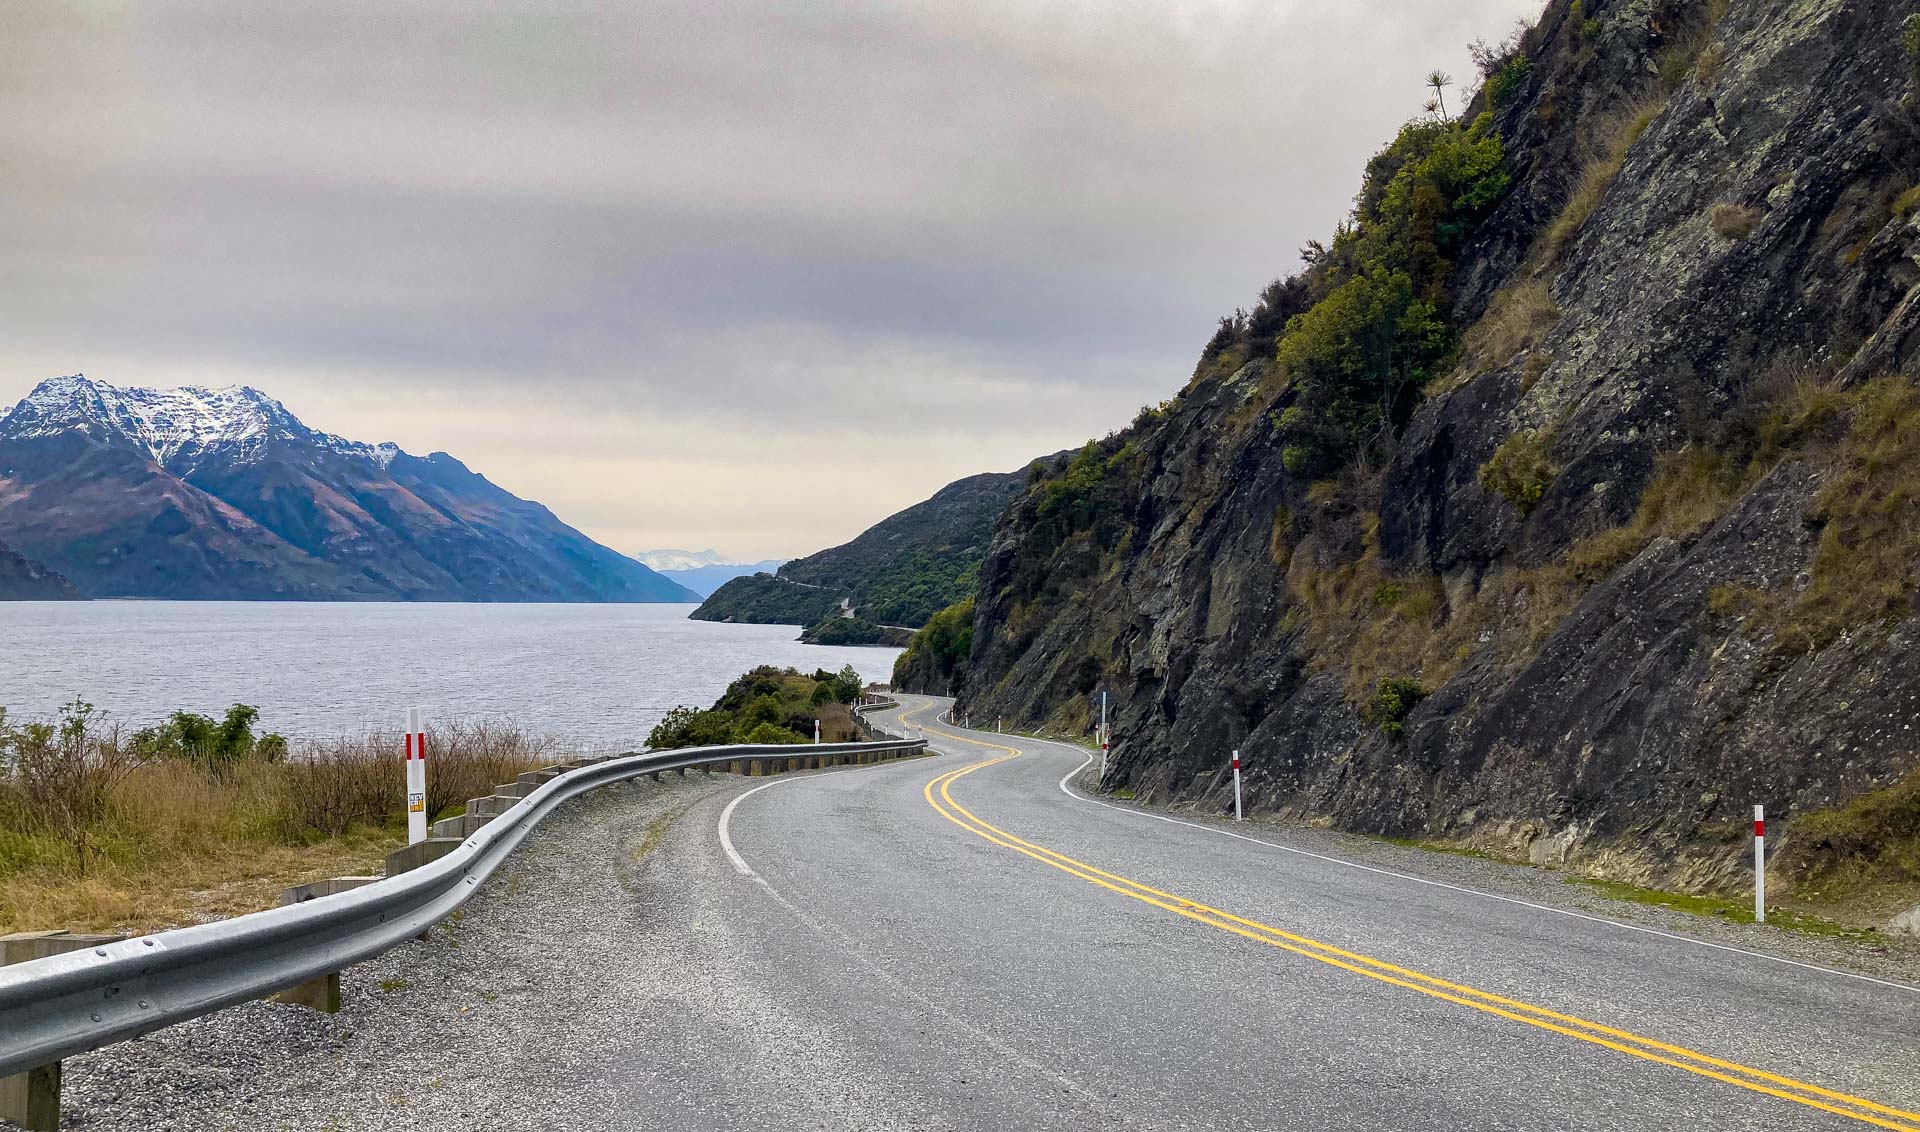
xmin=1484 ymin=55 xmax=1532 ymax=108
xmin=1478 ymin=429 xmax=1559 ymax=514
xmin=1361 ymin=677 xmax=1429 ymax=738
xmin=1268 ymin=112 xmax=1511 ymax=464
xmin=892 ymin=598 xmax=976 ymax=695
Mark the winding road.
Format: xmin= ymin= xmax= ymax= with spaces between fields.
xmin=694 ymin=694 xmax=1920 ymax=1131
xmin=51 ymin=693 xmax=1920 ymax=1131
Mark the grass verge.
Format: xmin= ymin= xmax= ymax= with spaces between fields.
xmin=1565 ymin=877 xmax=1883 ymax=943
xmin=1 ymin=707 xmax=552 ymax=936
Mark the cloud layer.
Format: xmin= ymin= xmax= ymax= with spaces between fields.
xmin=0 ymin=0 xmax=1539 ymax=558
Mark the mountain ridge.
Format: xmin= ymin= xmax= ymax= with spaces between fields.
xmin=635 ymin=550 xmax=789 ymax=598
xmin=0 ymin=375 xmax=699 ymax=603
xmin=691 ymin=464 xmax=1042 ymax=631
xmin=0 ymin=535 xmax=81 ymax=600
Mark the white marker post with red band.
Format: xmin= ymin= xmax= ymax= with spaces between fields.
xmin=1232 ymin=749 xmax=1243 ymax=823
xmin=405 ymin=707 xmax=428 ymax=845
xmin=1753 ymin=804 xmax=1766 ymax=925
xmin=1097 ymin=692 xmax=1109 ymax=782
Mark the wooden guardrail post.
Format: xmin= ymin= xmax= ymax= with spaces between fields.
xmin=269 ymin=877 xmax=381 ymax=1012
xmin=1 ymin=930 xmax=124 ymax=1131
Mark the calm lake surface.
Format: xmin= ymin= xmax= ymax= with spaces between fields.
xmin=0 ymin=602 xmax=902 ymax=747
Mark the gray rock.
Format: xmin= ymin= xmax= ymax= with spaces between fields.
xmin=939 ymin=0 xmax=1920 ymax=890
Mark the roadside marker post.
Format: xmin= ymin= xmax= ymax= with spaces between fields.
xmin=405 ymin=707 xmax=427 ymax=845
xmin=814 ymin=718 xmax=821 ymax=745
xmin=1098 ymin=691 xmax=1109 ymax=782
xmin=1232 ymin=749 xmax=1243 ymax=822
xmin=1754 ymin=804 xmax=1766 ymax=924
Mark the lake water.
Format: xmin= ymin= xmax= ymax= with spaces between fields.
xmin=0 ymin=602 xmax=902 ymax=747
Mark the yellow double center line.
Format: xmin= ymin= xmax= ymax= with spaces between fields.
xmin=908 ymin=705 xmax=1920 ymax=1130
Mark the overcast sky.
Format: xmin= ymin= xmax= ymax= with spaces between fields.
xmin=1 ymin=0 xmax=1538 ymax=560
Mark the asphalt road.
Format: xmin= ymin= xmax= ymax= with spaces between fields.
xmin=44 ymin=694 xmax=1920 ymax=1131
xmin=684 ymin=693 xmax=1920 ymax=1132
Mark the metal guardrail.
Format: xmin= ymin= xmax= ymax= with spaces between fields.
xmin=0 ymin=735 xmax=925 ymax=1079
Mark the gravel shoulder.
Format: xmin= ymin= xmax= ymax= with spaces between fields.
xmin=34 ymin=770 xmax=753 ymax=1132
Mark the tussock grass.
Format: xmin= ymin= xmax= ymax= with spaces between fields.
xmin=1710 ymin=202 xmax=1764 ymax=240
xmin=1774 ymin=767 xmax=1920 ymax=921
xmin=1460 ymin=279 xmax=1560 ymax=377
xmin=1536 ymin=94 xmax=1668 ymax=266
xmin=1776 ymin=378 xmax=1920 ymax=649
xmin=0 ymin=716 xmax=553 ymax=934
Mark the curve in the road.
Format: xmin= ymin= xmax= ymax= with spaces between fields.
xmin=904 ymin=702 xmax=1920 ymax=1132
xmin=1029 ymin=729 xmax=1920 ymax=1000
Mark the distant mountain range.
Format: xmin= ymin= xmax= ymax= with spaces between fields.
xmin=0 ymin=375 xmax=698 ymax=602
xmin=691 ymin=463 xmax=1044 ymax=633
xmin=633 ymin=549 xmax=787 ymax=598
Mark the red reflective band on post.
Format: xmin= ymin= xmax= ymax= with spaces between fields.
xmin=1232 ymin=756 xmax=1240 ymax=770
xmin=1755 ymin=819 xmax=1765 ymax=838
xmin=416 ymin=732 xmax=426 ymax=762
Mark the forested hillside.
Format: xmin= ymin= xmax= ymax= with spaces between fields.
xmin=902 ymin=0 xmax=1920 ymax=910
xmin=693 ymin=466 xmax=1034 ymax=633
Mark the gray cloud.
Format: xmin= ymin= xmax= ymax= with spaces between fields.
xmin=1 ymin=0 xmax=1540 ymax=558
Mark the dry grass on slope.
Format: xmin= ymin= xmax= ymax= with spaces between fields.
xmin=0 ymin=720 xmax=554 ymax=935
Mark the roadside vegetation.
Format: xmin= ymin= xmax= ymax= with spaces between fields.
xmin=892 ymin=598 xmax=976 ymax=696
xmin=0 ymin=701 xmax=549 ymax=934
xmin=646 ymin=665 xmax=866 ymax=749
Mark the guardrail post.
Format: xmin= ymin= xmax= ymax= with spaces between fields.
xmin=2 ymin=931 xmax=123 ymax=1131
xmin=268 ymin=877 xmax=380 ymax=1012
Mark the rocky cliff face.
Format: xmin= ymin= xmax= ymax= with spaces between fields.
xmin=0 ymin=376 xmax=698 ymax=602
xmin=941 ymin=0 xmax=1920 ymax=889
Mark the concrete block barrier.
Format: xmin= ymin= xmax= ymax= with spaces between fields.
xmin=385 ymin=836 xmax=463 ymax=877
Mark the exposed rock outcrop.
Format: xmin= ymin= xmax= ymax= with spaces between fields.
xmin=933 ymin=0 xmax=1920 ymax=887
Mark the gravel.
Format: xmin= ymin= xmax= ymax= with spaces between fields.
xmin=35 ymin=771 xmax=749 ymax=1132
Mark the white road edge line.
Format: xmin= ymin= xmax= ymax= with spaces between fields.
xmin=718 ymin=777 xmax=805 ymax=878
xmin=712 ymin=736 xmax=1111 ymax=1107
xmin=905 ymin=702 xmax=1920 ymax=998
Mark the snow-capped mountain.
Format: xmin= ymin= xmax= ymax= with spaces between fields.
xmin=0 ymin=375 xmax=700 ymax=603
xmin=635 ymin=548 xmax=730 ymax=572
xmin=0 ymin=375 xmax=391 ymax=473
